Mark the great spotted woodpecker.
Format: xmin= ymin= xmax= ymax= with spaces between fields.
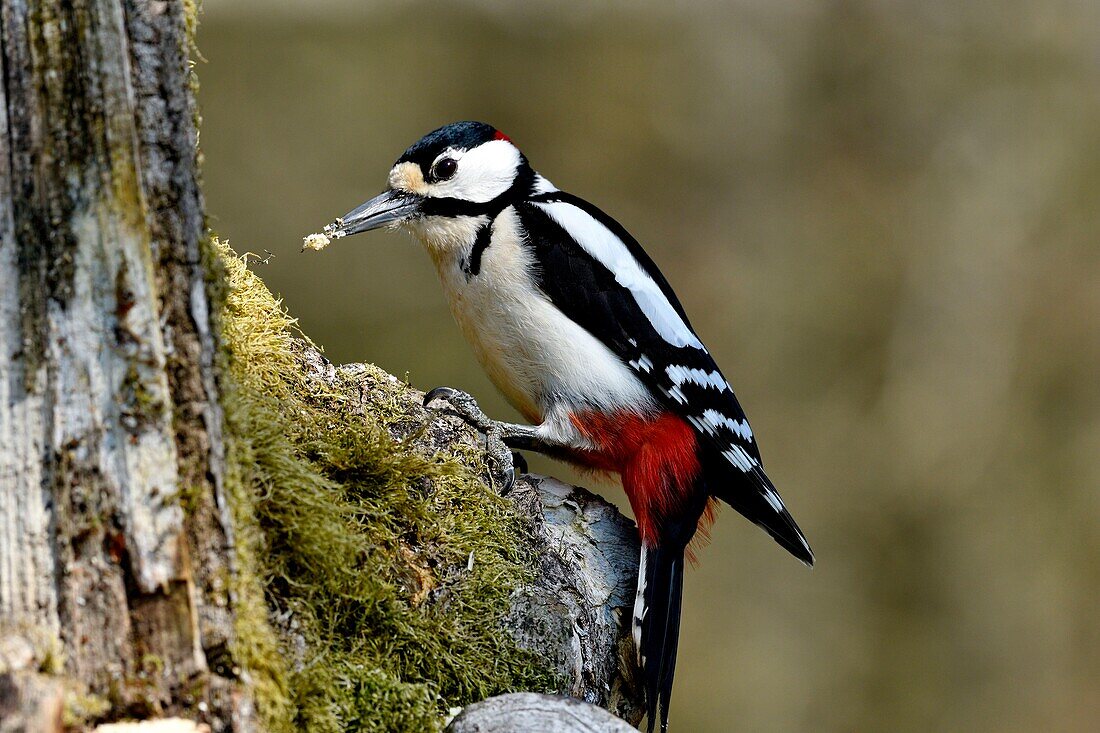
xmin=316 ymin=121 xmax=813 ymax=732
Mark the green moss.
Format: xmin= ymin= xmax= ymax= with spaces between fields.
xmin=138 ymin=654 xmax=165 ymax=677
xmin=42 ymin=640 xmax=63 ymax=676
xmin=209 ymin=240 xmax=553 ymax=732
xmin=63 ymin=690 xmax=111 ymax=729
xmin=183 ymin=0 xmax=204 ymax=148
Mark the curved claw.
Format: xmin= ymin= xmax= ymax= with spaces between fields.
xmin=498 ymin=466 xmax=516 ymax=496
xmin=510 ymin=451 xmax=528 ymax=475
xmin=482 ymin=426 xmax=516 ymax=497
xmin=422 ymin=386 xmax=515 ymax=495
xmin=424 ymin=386 xmax=459 ymax=408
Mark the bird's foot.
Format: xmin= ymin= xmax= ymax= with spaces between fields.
xmin=423 ymin=386 xmax=519 ymax=495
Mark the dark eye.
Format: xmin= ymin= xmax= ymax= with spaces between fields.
xmin=433 ymin=157 xmax=458 ymax=181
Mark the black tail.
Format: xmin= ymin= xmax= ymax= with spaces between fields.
xmin=632 ymin=459 xmax=813 ymax=731
xmin=634 ymin=486 xmax=711 ymax=732
xmin=710 ymin=455 xmax=814 ymax=566
xmin=636 ymin=542 xmax=685 ymax=733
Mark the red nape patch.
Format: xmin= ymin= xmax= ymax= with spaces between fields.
xmin=570 ymin=411 xmax=702 ymax=547
xmin=493 ymin=129 xmax=512 ymax=142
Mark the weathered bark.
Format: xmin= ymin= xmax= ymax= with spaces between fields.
xmin=504 ymin=474 xmax=641 ymax=720
xmin=0 ymin=2 xmax=642 ymax=731
xmin=0 ymin=634 xmax=63 ymax=732
xmin=0 ymin=0 xmax=242 ymax=728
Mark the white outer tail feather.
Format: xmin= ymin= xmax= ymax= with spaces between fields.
xmin=633 ymin=544 xmax=648 ymax=666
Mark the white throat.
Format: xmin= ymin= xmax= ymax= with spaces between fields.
xmin=406 ymin=215 xmax=487 ymax=259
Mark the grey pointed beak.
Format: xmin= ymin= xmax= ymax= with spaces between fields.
xmin=324 ymin=189 xmax=421 ymax=239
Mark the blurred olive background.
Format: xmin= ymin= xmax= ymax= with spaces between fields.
xmin=197 ymin=1 xmax=1100 ymax=730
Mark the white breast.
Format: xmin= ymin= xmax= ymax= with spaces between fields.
xmin=419 ymin=207 xmax=656 ymax=444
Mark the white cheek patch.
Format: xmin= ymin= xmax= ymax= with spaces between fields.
xmin=389 ymin=162 xmax=429 ymax=195
xmin=429 ymin=140 xmax=521 ymax=203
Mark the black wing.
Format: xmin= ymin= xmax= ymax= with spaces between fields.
xmin=517 ymin=192 xmax=813 ymax=564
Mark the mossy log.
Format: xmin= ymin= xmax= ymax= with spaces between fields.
xmin=0 ymin=1 xmax=642 ymax=730
xmin=292 ymin=337 xmax=643 ymax=727
xmin=202 ymin=245 xmax=644 ymax=731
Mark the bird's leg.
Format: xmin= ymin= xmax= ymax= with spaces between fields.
xmin=423 ymin=386 xmax=563 ymax=494
xmin=423 ymin=386 xmax=530 ymax=494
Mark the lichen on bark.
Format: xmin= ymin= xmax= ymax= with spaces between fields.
xmin=1 ymin=0 xmax=229 ymax=724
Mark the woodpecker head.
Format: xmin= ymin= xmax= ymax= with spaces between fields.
xmin=323 ymin=121 xmax=533 ymax=250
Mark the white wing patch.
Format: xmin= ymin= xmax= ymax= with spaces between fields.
xmin=665 ymin=364 xmax=729 ymax=392
xmin=700 ymin=408 xmax=753 ymax=442
xmin=532 ymin=173 xmax=559 ymax=194
xmin=533 ymin=201 xmax=706 ymax=351
xmin=760 ymin=484 xmax=786 ymax=512
xmin=664 ymin=385 xmax=688 ymax=405
xmin=628 ymin=354 xmax=655 ymax=373
xmin=722 ymin=445 xmax=759 ymax=473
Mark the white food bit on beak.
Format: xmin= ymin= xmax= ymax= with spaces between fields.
xmin=322 ymin=220 xmax=347 ymax=239
xmin=302 ymin=232 xmax=331 ymax=252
